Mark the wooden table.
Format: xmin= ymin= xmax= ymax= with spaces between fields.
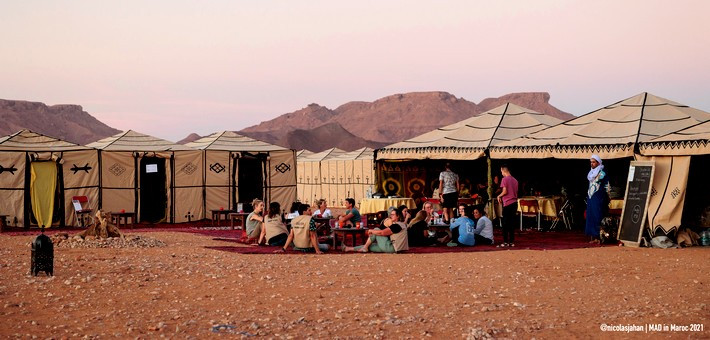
xmin=211 ymin=209 xmax=235 ymax=227
xmin=228 ymin=212 xmax=249 ymax=230
xmin=332 ymin=227 xmax=368 ymax=248
xmin=312 ymin=217 xmax=333 ymax=235
xmin=517 ymin=196 xmax=564 ymax=218
xmin=111 ymin=211 xmax=136 ymax=229
xmin=359 ymin=198 xmax=416 ymax=215
xmin=428 ymin=223 xmax=451 ymax=239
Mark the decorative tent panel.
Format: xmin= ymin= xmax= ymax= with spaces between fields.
xmin=267 ymin=150 xmax=297 ymax=211
xmin=173 ymin=150 xmax=204 ymax=222
xmin=377 ymin=147 xmax=485 ymax=160
xmin=640 ymin=120 xmax=710 ymax=156
xmin=635 ymin=155 xmax=690 ymax=235
xmin=61 ymin=149 xmax=100 ymax=226
xmin=0 ymin=151 xmax=26 ymax=226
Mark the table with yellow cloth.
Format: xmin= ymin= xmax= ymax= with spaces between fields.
xmin=609 ymin=199 xmax=624 ymax=210
xmin=517 ymin=196 xmax=564 ymax=218
xmin=359 ymin=198 xmax=416 ymax=215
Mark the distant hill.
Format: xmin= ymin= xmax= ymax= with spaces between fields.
xmin=177 ymin=133 xmax=202 ymax=145
xmin=278 ymin=122 xmax=388 ymax=152
xmin=238 ymin=91 xmax=574 ymax=151
xmin=0 ymin=99 xmax=120 ymax=144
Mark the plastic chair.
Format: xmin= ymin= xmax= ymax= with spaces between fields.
xmin=519 ymin=199 xmax=540 ymax=231
xmin=71 ymin=196 xmax=93 ymax=228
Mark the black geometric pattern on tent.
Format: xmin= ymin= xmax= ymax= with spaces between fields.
xmin=275 ymin=162 xmax=291 ymax=173
xmin=181 ymin=162 xmax=198 ymax=175
xmin=489 ymin=145 xmax=552 ymax=153
xmin=70 ymin=163 xmax=92 ymax=174
xmin=0 ymin=164 xmax=18 ymax=175
xmin=640 ymin=140 xmax=710 ymax=151
xmin=209 ymin=162 xmax=225 ymax=173
xmin=109 ymin=163 xmax=126 ymax=176
xmin=556 ymin=144 xmax=632 ymax=154
xmin=378 ymin=146 xmax=486 ymax=155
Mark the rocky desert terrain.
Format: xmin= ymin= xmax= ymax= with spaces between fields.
xmin=0 ymin=230 xmax=708 ymax=339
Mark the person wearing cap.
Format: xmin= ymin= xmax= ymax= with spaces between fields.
xmin=586 ymin=154 xmax=610 ymax=244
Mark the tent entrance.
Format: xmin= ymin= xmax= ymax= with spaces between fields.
xmin=139 ymin=157 xmax=167 ymax=223
xmin=29 ymin=161 xmax=62 ymax=228
xmin=234 ymin=155 xmax=264 ymax=212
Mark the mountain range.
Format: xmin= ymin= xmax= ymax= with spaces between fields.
xmin=1 ymin=92 xmax=573 ymax=151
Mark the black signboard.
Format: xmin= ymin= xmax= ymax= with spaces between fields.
xmin=617 ymin=161 xmax=655 ymax=247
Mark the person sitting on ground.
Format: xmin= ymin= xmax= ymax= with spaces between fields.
xmin=448 ymin=204 xmax=476 ymax=247
xmin=379 ymin=206 xmax=397 ymax=228
xmin=343 ymin=208 xmax=409 ymax=253
xmin=337 ymin=198 xmax=361 ymax=227
xmin=407 ymin=210 xmax=436 ymax=246
xmin=277 ymin=203 xmax=329 ymax=254
xmin=472 ymin=206 xmax=494 ymax=246
xmin=459 ymin=183 xmax=471 ymax=198
xmin=242 ymin=198 xmax=265 ymax=244
xmin=399 ymin=204 xmax=412 ymax=224
xmin=312 ymin=199 xmax=332 ymax=218
xmin=285 ymin=202 xmax=301 ymax=219
xmin=258 ymin=202 xmax=289 ymax=246
xmin=422 ymin=201 xmax=439 ymax=224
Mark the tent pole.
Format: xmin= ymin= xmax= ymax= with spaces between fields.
xmin=487 ymin=153 xmax=494 ymax=218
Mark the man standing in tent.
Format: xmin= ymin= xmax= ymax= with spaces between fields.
xmin=586 ymin=155 xmax=609 ymax=244
xmin=496 ymin=164 xmax=518 ymax=247
xmin=438 ymin=163 xmax=459 ymax=223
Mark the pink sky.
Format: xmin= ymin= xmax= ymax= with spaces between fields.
xmin=1 ymin=0 xmax=709 ymax=141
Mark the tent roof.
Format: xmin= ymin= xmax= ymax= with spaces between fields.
xmin=186 ymin=131 xmax=288 ymax=152
xmin=0 ymin=129 xmax=92 ymax=151
xmin=491 ymin=92 xmax=710 ymax=159
xmin=299 ymin=148 xmax=347 ymax=162
xmin=296 ymin=149 xmax=314 ymax=158
xmin=640 ymin=119 xmax=710 ymax=156
xmin=331 ymin=147 xmax=374 ymax=161
xmin=87 ymin=130 xmax=193 ymax=151
xmin=377 ymin=103 xmax=562 ymax=160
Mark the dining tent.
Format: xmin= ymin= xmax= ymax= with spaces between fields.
xmin=296 ymin=148 xmax=347 ymax=206
xmin=186 ymin=131 xmax=296 ymax=213
xmin=88 ymin=130 xmax=203 ymax=223
xmin=374 ymin=103 xmax=563 ymax=203
xmin=0 ymin=129 xmax=99 ymax=228
xmin=490 ymin=92 xmax=710 ymax=235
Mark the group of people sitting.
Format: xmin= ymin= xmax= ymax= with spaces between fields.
xmin=239 ymin=197 xmax=495 ymax=254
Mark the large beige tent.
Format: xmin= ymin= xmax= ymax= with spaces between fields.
xmin=298 ymin=148 xmax=374 ymax=207
xmin=640 ymin=120 xmax=710 ymax=156
xmin=489 ymin=93 xmax=710 ymax=235
xmin=0 ymin=129 xmax=99 ymax=227
xmin=296 ymin=148 xmax=347 ymax=206
xmin=377 ymin=103 xmax=562 ymax=160
xmin=491 ymin=92 xmax=710 ymax=160
xmin=88 ymin=130 xmax=203 ymax=223
xmin=186 ymin=131 xmax=296 ymax=213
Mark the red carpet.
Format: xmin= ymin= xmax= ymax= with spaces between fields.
xmin=2 ymin=222 xmax=608 ymax=254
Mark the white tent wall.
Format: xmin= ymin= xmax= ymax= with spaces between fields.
xmin=173 ymin=150 xmax=204 ymax=222
xmin=0 ymin=151 xmax=27 ymax=226
xmin=61 ymin=149 xmax=100 ymax=226
xmin=203 ymin=150 xmax=231 ymax=211
xmin=266 ymin=150 xmax=297 ymax=212
xmin=633 ymin=155 xmax=690 ymax=235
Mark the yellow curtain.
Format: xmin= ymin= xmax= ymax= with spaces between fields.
xmin=31 ymin=162 xmax=57 ymax=228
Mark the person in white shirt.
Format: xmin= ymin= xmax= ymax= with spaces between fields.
xmin=438 ymin=163 xmax=460 ymax=223
xmin=312 ymin=199 xmax=332 ymax=218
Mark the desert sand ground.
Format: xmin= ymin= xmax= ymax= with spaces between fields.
xmin=0 ymin=230 xmax=708 ymax=339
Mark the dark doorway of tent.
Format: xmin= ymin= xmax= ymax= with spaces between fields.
xmin=139 ymin=157 xmax=167 ymax=223
xmin=234 ymin=155 xmax=264 ymax=212
xmin=28 ymin=161 xmax=63 ymax=228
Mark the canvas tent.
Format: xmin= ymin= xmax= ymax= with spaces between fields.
xmin=297 ymin=148 xmax=374 ymax=207
xmin=489 ymin=93 xmax=710 ymax=235
xmin=491 ymin=92 xmax=710 ymax=160
xmin=88 ymin=130 xmax=203 ymax=223
xmin=0 ymin=129 xmax=99 ymax=228
xmin=296 ymin=148 xmax=347 ymax=206
xmin=186 ymin=131 xmax=296 ymax=213
xmin=377 ymin=103 xmax=563 ymax=161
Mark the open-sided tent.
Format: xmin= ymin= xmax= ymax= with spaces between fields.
xmin=296 ymin=148 xmax=346 ymax=206
xmin=491 ymin=92 xmax=710 ymax=160
xmin=490 ymin=93 xmax=710 ymax=236
xmin=88 ymin=130 xmax=203 ymax=223
xmin=186 ymin=131 xmax=296 ymax=213
xmin=0 ymin=129 xmax=99 ymax=228
xmin=319 ymin=148 xmax=374 ymax=206
xmin=377 ymin=103 xmax=562 ymax=161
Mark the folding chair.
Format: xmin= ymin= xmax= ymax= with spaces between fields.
xmin=71 ymin=196 xmax=93 ymax=228
xmin=519 ymin=199 xmax=541 ymax=231
xmin=550 ymin=199 xmax=573 ymax=230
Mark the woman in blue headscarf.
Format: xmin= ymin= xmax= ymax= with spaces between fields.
xmin=586 ymin=155 xmax=610 ymax=243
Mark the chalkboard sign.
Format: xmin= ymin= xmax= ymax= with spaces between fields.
xmin=617 ymin=161 xmax=655 ymax=247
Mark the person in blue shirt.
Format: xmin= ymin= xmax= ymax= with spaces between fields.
xmin=448 ymin=204 xmax=475 ymax=246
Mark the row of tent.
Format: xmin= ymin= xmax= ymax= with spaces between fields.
xmin=0 ymin=130 xmax=296 ymax=228
xmin=375 ymin=92 xmax=710 ymax=235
